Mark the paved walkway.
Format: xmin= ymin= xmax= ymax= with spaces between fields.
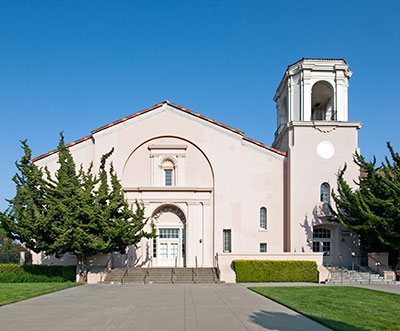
xmin=0 ymin=284 xmax=330 ymax=331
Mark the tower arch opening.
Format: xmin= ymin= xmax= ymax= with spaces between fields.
xmin=311 ymin=81 xmax=334 ymax=121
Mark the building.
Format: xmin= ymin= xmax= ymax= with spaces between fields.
xmin=32 ymin=58 xmax=361 ymax=283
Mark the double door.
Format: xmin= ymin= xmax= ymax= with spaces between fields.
xmin=157 ymin=228 xmax=184 ymax=267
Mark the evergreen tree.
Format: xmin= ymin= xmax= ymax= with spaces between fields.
xmin=330 ymin=143 xmax=400 ymax=262
xmin=0 ymin=140 xmax=52 ymax=252
xmin=1 ymin=134 xmax=154 ymax=281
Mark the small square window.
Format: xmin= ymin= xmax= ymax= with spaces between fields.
xmin=260 ymin=243 xmax=267 ymax=253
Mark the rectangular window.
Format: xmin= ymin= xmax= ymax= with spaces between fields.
xmin=223 ymin=229 xmax=231 ymax=253
xmin=165 ymin=169 xmax=172 ymax=186
xmin=260 ymin=243 xmax=267 ymax=253
xmin=159 ymin=229 xmax=179 ymax=239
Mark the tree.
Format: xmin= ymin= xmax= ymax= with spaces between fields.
xmin=329 ymin=143 xmax=400 ymax=265
xmin=0 ymin=134 xmax=154 ymax=281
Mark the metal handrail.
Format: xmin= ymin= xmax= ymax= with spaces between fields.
xmin=99 ymin=254 xmax=113 ymax=284
xmin=195 ymin=256 xmax=198 ymax=284
xmin=173 ymin=256 xmax=178 ymax=284
xmin=352 ymin=260 xmax=372 ymax=285
xmin=368 ymin=254 xmax=396 ymax=283
xmin=368 ymin=254 xmax=392 ymax=273
xmin=121 ymin=255 xmax=133 ymax=285
xmin=144 ymin=270 xmax=150 ymax=284
xmin=215 ymin=253 xmax=220 ymax=280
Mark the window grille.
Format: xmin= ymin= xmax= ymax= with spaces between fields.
xmin=260 ymin=207 xmax=267 ymax=229
xmin=153 ymin=238 xmax=157 ymax=258
xmin=313 ymin=228 xmax=331 ymax=238
xmin=159 ymin=229 xmax=179 ymax=239
xmin=320 ymin=183 xmax=330 ymax=203
xmin=165 ymin=169 xmax=172 ymax=186
xmin=223 ymin=229 xmax=231 ymax=253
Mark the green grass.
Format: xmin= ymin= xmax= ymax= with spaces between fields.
xmin=250 ymin=286 xmax=400 ymax=331
xmin=0 ymin=282 xmax=82 ymax=306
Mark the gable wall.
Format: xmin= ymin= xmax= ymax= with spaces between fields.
xmin=34 ymin=104 xmax=286 ymax=265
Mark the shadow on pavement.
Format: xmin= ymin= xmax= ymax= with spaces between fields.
xmin=248 ymin=309 xmax=369 ymax=331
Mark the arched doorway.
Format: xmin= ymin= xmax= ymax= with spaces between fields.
xmin=313 ymin=227 xmax=333 ymax=266
xmin=152 ymin=205 xmax=186 ymax=267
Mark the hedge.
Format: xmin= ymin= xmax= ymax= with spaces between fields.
xmin=233 ymin=260 xmax=319 ymax=283
xmin=0 ymin=264 xmax=76 ymax=283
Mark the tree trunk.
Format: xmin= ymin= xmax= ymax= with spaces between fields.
xmin=77 ymin=255 xmax=88 ymax=283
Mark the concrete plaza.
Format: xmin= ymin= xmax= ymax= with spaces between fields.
xmin=0 ymin=283 xmax=330 ymax=331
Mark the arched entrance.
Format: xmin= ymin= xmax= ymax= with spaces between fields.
xmin=152 ymin=205 xmax=186 ymax=267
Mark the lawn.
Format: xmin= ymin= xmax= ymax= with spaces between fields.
xmin=250 ymin=286 xmax=400 ymax=331
xmin=0 ymin=282 xmax=81 ymax=306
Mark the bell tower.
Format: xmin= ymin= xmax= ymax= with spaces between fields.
xmin=273 ymin=58 xmax=362 ymax=266
xmin=273 ymin=58 xmax=352 ymax=145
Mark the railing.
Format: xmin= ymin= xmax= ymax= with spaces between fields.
xmin=368 ymin=254 xmax=396 ymax=282
xmin=312 ymin=109 xmax=338 ymax=121
xmin=194 ymin=256 xmax=198 ymax=284
xmin=395 ymin=260 xmax=400 ymax=281
xmin=352 ymin=261 xmax=372 ymax=285
xmin=214 ymin=253 xmax=220 ymax=281
xmin=121 ymin=255 xmax=133 ymax=285
xmin=99 ymin=254 xmax=113 ymax=284
xmin=172 ymin=256 xmax=178 ymax=284
xmin=144 ymin=270 xmax=150 ymax=284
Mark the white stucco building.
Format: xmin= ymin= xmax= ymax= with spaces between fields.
xmin=32 ymin=58 xmax=361 ymax=282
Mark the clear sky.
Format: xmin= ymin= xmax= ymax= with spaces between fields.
xmin=1 ymin=0 xmax=399 ymax=211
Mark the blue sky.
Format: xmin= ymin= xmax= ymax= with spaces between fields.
xmin=1 ymin=0 xmax=399 ymax=211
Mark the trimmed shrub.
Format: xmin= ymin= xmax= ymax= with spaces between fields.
xmin=62 ymin=266 xmax=76 ymax=282
xmin=22 ymin=265 xmax=63 ymax=277
xmin=0 ymin=264 xmax=76 ymax=282
xmin=233 ymin=260 xmax=319 ymax=283
xmin=0 ymin=263 xmax=25 ymax=275
xmin=0 ymin=273 xmax=64 ymax=283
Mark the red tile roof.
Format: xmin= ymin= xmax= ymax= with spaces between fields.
xmin=32 ymin=101 xmax=286 ymax=162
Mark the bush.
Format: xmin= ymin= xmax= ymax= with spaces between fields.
xmin=0 ymin=264 xmax=76 ymax=283
xmin=62 ymin=266 xmax=76 ymax=282
xmin=0 ymin=263 xmax=25 ymax=275
xmin=0 ymin=273 xmax=64 ymax=283
xmin=233 ymin=260 xmax=319 ymax=283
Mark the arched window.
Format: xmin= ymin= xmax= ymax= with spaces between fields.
xmin=260 ymin=207 xmax=267 ymax=230
xmin=311 ymin=81 xmax=334 ymax=121
xmin=320 ymin=183 xmax=330 ymax=203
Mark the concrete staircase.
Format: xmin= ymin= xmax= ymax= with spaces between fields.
xmin=326 ymin=267 xmax=399 ymax=285
xmin=104 ymin=267 xmax=222 ymax=284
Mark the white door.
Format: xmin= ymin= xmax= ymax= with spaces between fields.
xmin=157 ymin=228 xmax=182 ymax=267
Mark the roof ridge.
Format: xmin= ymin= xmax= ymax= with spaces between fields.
xmin=32 ymin=101 xmax=285 ymax=162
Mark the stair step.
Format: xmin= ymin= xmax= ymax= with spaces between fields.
xmin=104 ymin=267 xmax=220 ymax=284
